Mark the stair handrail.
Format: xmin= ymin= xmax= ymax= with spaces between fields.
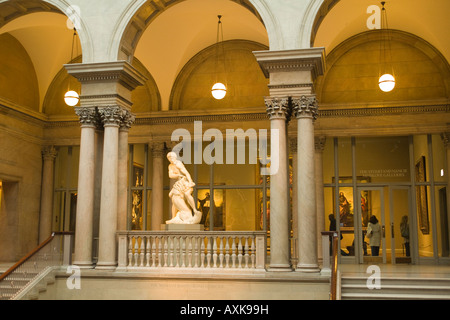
xmin=0 ymin=232 xmax=73 ymax=300
xmin=330 ymin=232 xmax=339 ymax=300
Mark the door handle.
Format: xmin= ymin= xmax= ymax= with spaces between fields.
xmin=382 ymin=225 xmax=385 ymax=238
xmin=391 ymin=223 xmax=394 ymax=238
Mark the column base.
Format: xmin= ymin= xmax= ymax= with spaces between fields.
xmin=267 ymin=264 xmax=293 ymax=272
xmin=295 ymin=263 xmax=321 ymax=273
xmin=73 ymin=261 xmax=95 ymax=269
xmin=95 ymin=262 xmax=117 ymax=270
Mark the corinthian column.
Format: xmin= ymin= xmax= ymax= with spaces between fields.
xmin=39 ymin=146 xmax=57 ymax=243
xmin=117 ymin=111 xmax=135 ymax=231
xmin=73 ymin=107 xmax=99 ymax=268
xmin=294 ymin=96 xmax=320 ymax=273
xmin=266 ymin=97 xmax=292 ymax=271
xmin=151 ymin=142 xmax=165 ymax=230
xmin=315 ymin=136 xmax=326 ymax=262
xmin=96 ymin=106 xmax=124 ymax=269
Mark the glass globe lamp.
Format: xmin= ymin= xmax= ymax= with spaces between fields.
xmin=64 ymin=90 xmax=80 ymax=106
xmin=211 ymin=82 xmax=226 ymax=100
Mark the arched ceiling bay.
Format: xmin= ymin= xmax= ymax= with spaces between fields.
xmin=134 ymin=0 xmax=268 ymax=111
xmin=313 ymin=0 xmax=450 ymax=64
xmin=0 ymin=12 xmax=80 ymax=112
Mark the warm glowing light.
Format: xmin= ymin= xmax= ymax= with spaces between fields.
xmin=378 ymin=73 xmax=395 ymax=92
xmin=212 ymin=82 xmax=226 ymax=100
xmin=64 ymin=90 xmax=80 ymax=106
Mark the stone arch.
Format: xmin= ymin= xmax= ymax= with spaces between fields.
xmin=170 ymin=39 xmax=269 ymax=110
xmin=0 ymin=0 xmax=92 ymax=62
xmin=114 ymin=0 xmax=265 ymax=63
xmin=317 ymin=29 xmax=450 ymax=106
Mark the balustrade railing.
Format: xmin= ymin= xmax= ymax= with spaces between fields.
xmin=117 ymin=231 xmax=266 ymax=271
xmin=0 ymin=232 xmax=73 ymax=300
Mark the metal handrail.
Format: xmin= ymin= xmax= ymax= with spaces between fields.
xmin=330 ymin=233 xmax=339 ymax=300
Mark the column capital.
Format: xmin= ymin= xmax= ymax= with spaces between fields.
xmin=75 ymin=107 xmax=100 ymax=128
xmin=315 ymin=136 xmax=327 ymax=152
xmin=98 ymin=106 xmax=125 ymax=127
xmin=265 ymin=97 xmax=290 ymax=120
xmin=441 ymin=132 xmax=450 ymax=148
xmin=292 ymin=95 xmax=319 ymax=120
xmin=151 ymin=141 xmax=165 ymax=158
xmin=119 ymin=109 xmax=136 ymax=131
xmin=42 ymin=145 xmax=57 ymax=160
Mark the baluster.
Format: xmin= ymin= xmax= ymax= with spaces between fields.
xmin=219 ymin=237 xmax=224 ymax=268
xmin=176 ymin=236 xmax=182 ymax=267
xmin=251 ymin=236 xmax=256 ymax=268
xmin=163 ymin=236 xmax=169 ymax=267
xmin=238 ymin=237 xmax=243 ymax=269
xmin=225 ymin=237 xmax=230 ymax=268
xmin=134 ymin=237 xmax=139 ymax=267
xmin=187 ymin=236 xmax=193 ymax=267
xmin=244 ymin=237 xmax=250 ymax=268
xmin=212 ymin=237 xmax=218 ymax=268
xmin=206 ymin=237 xmax=212 ymax=268
xmin=151 ymin=236 xmax=157 ymax=267
xmin=158 ymin=236 xmax=163 ymax=267
xmin=145 ymin=237 xmax=151 ymax=267
xmin=193 ymin=237 xmax=199 ymax=268
xmin=127 ymin=236 xmax=133 ymax=267
xmin=140 ymin=237 xmax=145 ymax=267
xmin=180 ymin=236 xmax=185 ymax=268
xmin=169 ymin=236 xmax=175 ymax=267
xmin=231 ymin=236 xmax=237 ymax=268
xmin=200 ymin=237 xmax=206 ymax=268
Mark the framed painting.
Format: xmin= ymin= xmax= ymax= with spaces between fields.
xmin=332 ymin=176 xmax=371 ymax=228
xmin=197 ymin=186 xmax=225 ymax=230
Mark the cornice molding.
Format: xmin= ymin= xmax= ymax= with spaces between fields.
xmin=64 ymin=61 xmax=147 ymax=91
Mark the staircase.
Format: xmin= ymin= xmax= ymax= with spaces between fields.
xmin=341 ymin=275 xmax=450 ymax=300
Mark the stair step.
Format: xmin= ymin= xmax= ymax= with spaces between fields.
xmin=342 ymin=292 xmax=450 ymax=300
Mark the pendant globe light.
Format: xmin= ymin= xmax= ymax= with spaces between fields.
xmin=378 ymin=2 xmax=395 ymax=92
xmin=64 ymin=27 xmax=80 ymax=106
xmin=211 ymin=15 xmax=227 ymax=100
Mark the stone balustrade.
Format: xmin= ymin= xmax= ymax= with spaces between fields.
xmin=117 ymin=231 xmax=266 ymax=271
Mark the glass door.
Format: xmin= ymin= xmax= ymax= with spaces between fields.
xmin=390 ymin=187 xmax=413 ymax=264
xmin=356 ymin=187 xmax=386 ymax=264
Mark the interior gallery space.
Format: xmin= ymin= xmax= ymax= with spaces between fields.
xmin=0 ymin=0 xmax=449 ymax=301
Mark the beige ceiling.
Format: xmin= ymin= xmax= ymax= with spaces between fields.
xmin=0 ymin=12 xmax=79 ymax=112
xmin=314 ymin=0 xmax=450 ymax=64
xmin=134 ymin=0 xmax=268 ymax=111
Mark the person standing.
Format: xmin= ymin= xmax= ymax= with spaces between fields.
xmin=400 ymin=215 xmax=410 ymax=257
xmin=366 ymin=215 xmax=381 ymax=256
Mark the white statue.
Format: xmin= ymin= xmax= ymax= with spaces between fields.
xmin=165 ymin=152 xmax=202 ymax=224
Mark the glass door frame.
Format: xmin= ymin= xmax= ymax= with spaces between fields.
xmin=355 ymin=186 xmax=387 ymax=264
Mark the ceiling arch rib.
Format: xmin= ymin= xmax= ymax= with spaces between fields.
xmin=118 ymin=0 xmax=263 ymax=62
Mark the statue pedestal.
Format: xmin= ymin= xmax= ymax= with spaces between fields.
xmin=162 ymin=224 xmax=204 ymax=231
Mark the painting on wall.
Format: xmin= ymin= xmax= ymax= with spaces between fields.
xmin=131 ymin=163 xmax=144 ymax=230
xmin=332 ymin=176 xmax=371 ymax=228
xmin=197 ymin=186 xmax=225 ymax=230
xmin=415 ymin=156 xmax=429 ymax=235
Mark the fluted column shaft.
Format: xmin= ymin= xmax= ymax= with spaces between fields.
xmin=294 ymin=96 xmax=320 ymax=273
xmin=117 ymin=112 xmax=135 ymax=231
xmin=315 ymin=136 xmax=326 ymax=261
xmin=266 ymin=97 xmax=292 ymax=271
xmin=151 ymin=142 xmax=165 ymax=230
xmin=73 ymin=107 xmax=98 ymax=268
xmin=96 ymin=106 xmax=124 ymax=269
xmin=39 ymin=146 xmax=57 ymax=243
